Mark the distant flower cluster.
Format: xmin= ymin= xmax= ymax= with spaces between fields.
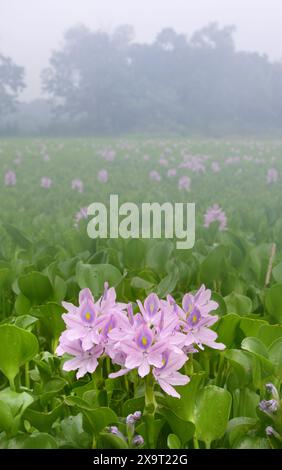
xmin=4 ymin=170 xmax=16 ymax=186
xmin=204 ymin=204 xmax=227 ymax=231
xmin=71 ymin=178 xmax=84 ymax=193
xmin=74 ymin=206 xmax=88 ymax=228
xmin=56 ymin=284 xmax=224 ymax=398
xmin=41 ymin=176 xmax=52 ymax=189
xmin=267 ymin=168 xmax=279 ymax=184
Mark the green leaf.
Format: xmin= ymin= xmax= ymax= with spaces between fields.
xmin=32 ymin=303 xmax=65 ymax=344
xmin=241 ymin=337 xmax=274 ymax=373
xmin=99 ymin=432 xmax=129 ymax=449
xmin=156 ymin=272 xmax=178 ymax=297
xmin=258 ymin=324 xmax=282 ymax=347
xmin=0 ymin=400 xmax=14 ymax=433
xmin=200 ymin=246 xmax=227 ymax=284
xmin=59 ymin=413 xmax=91 ymax=448
xmin=215 ymin=313 xmax=240 ymax=347
xmin=4 ymin=224 xmax=32 ymax=249
xmin=0 ymin=388 xmax=33 ymax=435
xmin=0 ymin=325 xmax=39 ymax=385
xmin=122 ymin=397 xmax=145 ymax=417
xmin=159 ymin=407 xmax=195 ymax=444
xmin=159 ymin=372 xmax=206 ymax=422
xmin=167 ymin=433 xmax=181 ymax=449
xmin=224 ymin=292 xmax=252 ymax=315
xmin=194 ymin=385 xmax=232 ymax=447
xmin=15 ymin=293 xmax=31 ymax=316
xmin=21 ymin=433 xmax=58 ymax=449
xmin=241 ymin=337 xmax=269 ymax=358
xmin=76 ymin=262 xmax=122 ymax=297
xmin=146 ymin=241 xmax=174 ymax=275
xmin=0 ymin=268 xmax=12 ymax=289
xmin=124 ymin=239 xmax=146 ymax=270
xmin=226 ymin=417 xmax=258 ymax=447
xmin=0 ymin=389 xmax=33 ymax=417
xmin=224 ymin=349 xmax=253 ymax=387
xmin=265 ymin=284 xmax=282 ymax=323
xmin=130 ymin=277 xmax=154 ymax=291
xmin=273 ymin=261 xmax=282 ymax=283
xmin=232 ymin=388 xmax=260 ymax=418
xmin=53 ymin=276 xmax=67 ymax=303
xmin=239 ymin=317 xmax=268 ymax=338
xmin=82 ymin=407 xmax=118 ymax=435
xmin=268 ymin=337 xmax=282 ymax=378
xmin=14 ymin=315 xmax=38 ymax=331
xmin=235 ymin=436 xmax=270 ymax=449
xmin=24 ymin=404 xmax=63 ymax=433
xmin=18 ymin=271 xmax=53 ymax=305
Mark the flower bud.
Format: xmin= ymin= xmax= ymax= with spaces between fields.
xmin=133 ymin=411 xmax=142 ymax=421
xmin=132 ymin=435 xmax=144 ymax=447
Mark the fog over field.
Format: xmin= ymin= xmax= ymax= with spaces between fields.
xmin=1 ymin=0 xmax=282 ymax=136
xmin=1 ymin=0 xmax=282 ymax=100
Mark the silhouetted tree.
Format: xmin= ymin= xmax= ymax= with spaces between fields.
xmin=41 ymin=22 xmax=282 ymax=135
xmin=0 ymin=52 xmax=25 ymax=118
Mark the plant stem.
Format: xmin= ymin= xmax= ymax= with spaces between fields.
xmin=144 ymin=373 xmax=157 ymax=449
xmin=265 ymin=243 xmax=276 ymax=287
xmin=25 ymin=362 xmax=30 ymax=389
xmin=9 ymin=377 xmax=15 ymax=391
xmin=144 ymin=373 xmax=156 ymax=413
xmin=216 ymin=353 xmax=225 ymax=386
xmin=193 ymin=435 xmax=199 ymax=449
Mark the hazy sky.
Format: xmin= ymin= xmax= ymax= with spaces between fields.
xmin=1 ymin=0 xmax=282 ymax=100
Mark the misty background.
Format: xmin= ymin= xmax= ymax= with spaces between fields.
xmin=1 ymin=0 xmax=282 ymax=136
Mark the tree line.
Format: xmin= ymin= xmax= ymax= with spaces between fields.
xmin=1 ymin=23 xmax=282 ymax=136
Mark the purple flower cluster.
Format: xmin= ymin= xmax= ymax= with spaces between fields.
xmin=178 ymin=175 xmax=191 ymax=191
xmin=71 ymin=178 xmax=84 ymax=193
xmin=97 ymin=169 xmax=108 ymax=183
xmin=259 ymin=383 xmax=282 ymax=441
xmin=4 ymin=170 xmax=17 ymax=186
xmin=41 ymin=176 xmax=52 ymax=189
xmin=267 ymin=168 xmax=279 ymax=184
xmin=56 ymin=284 xmax=224 ymax=398
xmin=74 ymin=206 xmax=88 ymax=227
xmin=204 ymin=204 xmax=227 ymax=231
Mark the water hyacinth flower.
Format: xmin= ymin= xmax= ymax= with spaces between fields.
xmin=41 ymin=177 xmax=52 ymax=189
xmin=159 ymin=157 xmax=168 ymax=166
xmin=5 ymin=170 xmax=16 ymax=186
xmin=149 ymin=170 xmax=161 ymax=182
xmin=74 ymin=206 xmax=88 ymax=227
xmin=152 ymin=350 xmax=190 ymax=398
xmin=57 ymin=284 xmax=224 ymax=398
xmin=98 ymin=169 xmax=108 ymax=183
xmin=42 ymin=153 xmax=50 ymax=162
xmin=259 ymin=399 xmax=279 ymax=415
xmin=132 ymin=435 xmax=144 ymax=447
xmin=265 ymin=383 xmax=279 ymax=401
xmin=267 ymin=168 xmax=279 ymax=184
xmin=102 ymin=148 xmax=116 ymax=162
xmin=204 ymin=204 xmax=227 ymax=231
xmin=178 ymin=175 xmax=191 ymax=191
xmin=71 ymin=178 xmax=84 ymax=193
xmin=56 ymin=285 xmax=127 ymax=377
xmin=167 ymin=168 xmax=177 ymax=177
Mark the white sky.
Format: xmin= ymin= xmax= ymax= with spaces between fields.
xmin=0 ymin=0 xmax=282 ymax=100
